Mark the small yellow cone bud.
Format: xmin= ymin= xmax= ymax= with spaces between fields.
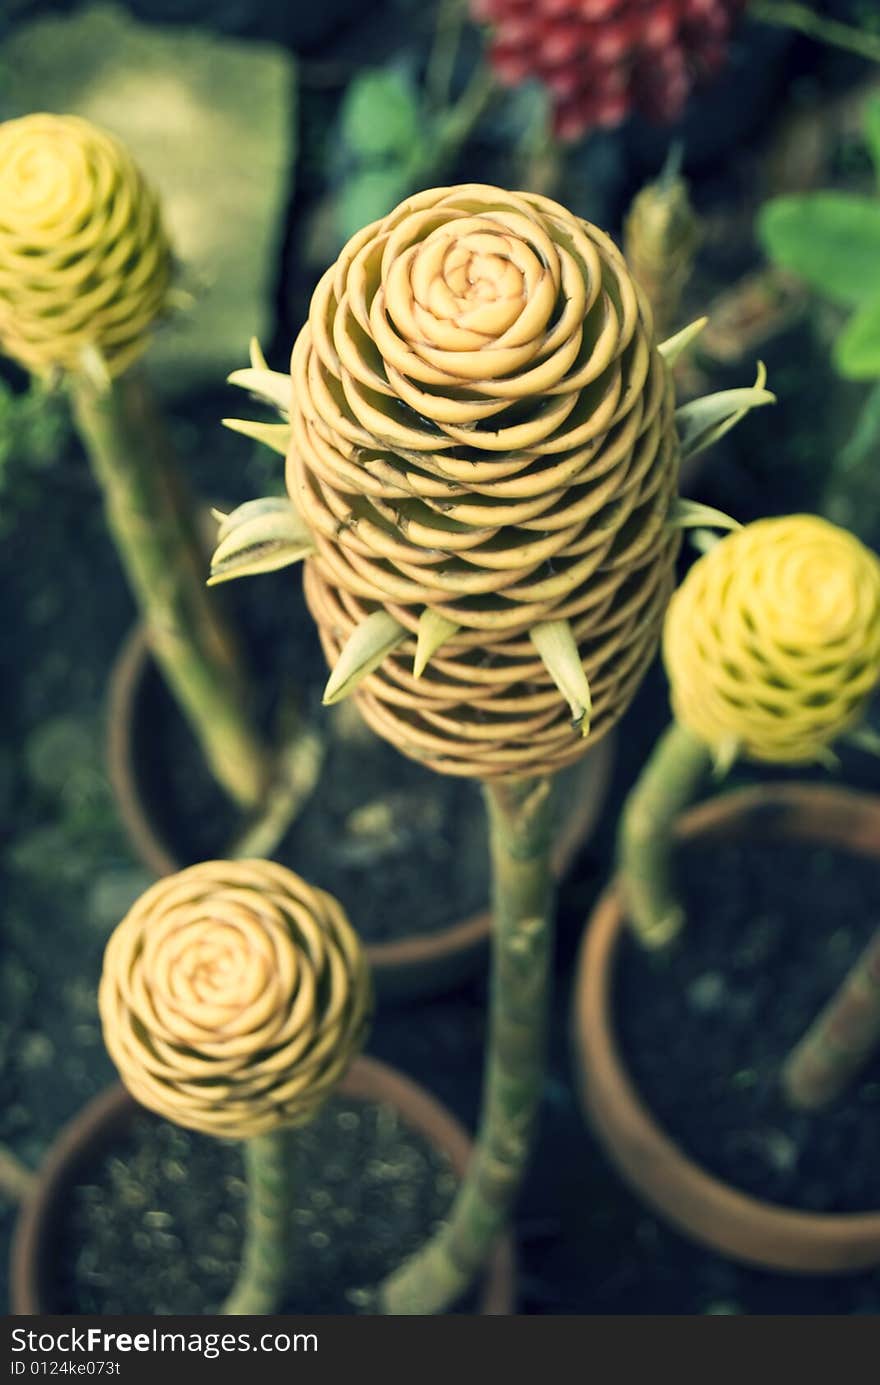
xmin=0 ymin=113 xmax=172 ymax=377
xmin=99 ymin=860 xmax=371 ymax=1139
xmin=664 ymin=515 xmax=880 ymax=764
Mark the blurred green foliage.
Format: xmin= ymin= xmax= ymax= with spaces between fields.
xmin=0 ymin=380 xmax=69 ymax=530
xmin=759 ymin=95 xmax=880 ymax=502
xmin=334 ymin=66 xmax=443 ymax=244
xmin=759 ymin=95 xmax=880 ymax=382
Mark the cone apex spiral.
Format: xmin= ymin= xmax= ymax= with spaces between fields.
xmin=99 ymin=859 xmax=371 ymax=1139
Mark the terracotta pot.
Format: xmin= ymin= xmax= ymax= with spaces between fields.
xmin=11 ymin=1054 xmax=516 ymax=1315
xmin=573 ymin=782 xmax=880 ymax=1275
xmin=107 ymin=622 xmax=616 ymax=1003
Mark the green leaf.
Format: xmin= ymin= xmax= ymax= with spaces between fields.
xmin=336 ymin=165 xmax=418 ymax=245
xmin=758 ymin=194 xmax=880 ymax=307
xmin=340 ymin=70 xmax=421 ymax=159
xmin=834 ymin=297 xmax=880 ymax=380
xmin=865 ymin=94 xmax=880 ymax=186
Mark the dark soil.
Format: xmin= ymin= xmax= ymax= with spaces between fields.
xmin=618 ymin=838 xmax=880 ymax=1214
xmin=136 ymin=570 xmax=493 ymax=944
xmin=53 ymin=1095 xmax=458 ymax=1315
xmin=135 ymin=582 xmax=589 ymax=944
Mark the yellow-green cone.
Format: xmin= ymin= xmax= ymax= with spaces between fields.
xmin=0 ymin=113 xmax=172 ymax=377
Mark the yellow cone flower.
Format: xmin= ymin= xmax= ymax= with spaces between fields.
xmin=287 ymin=183 xmax=681 ymax=778
xmin=0 ymin=113 xmax=172 ymax=377
xmin=664 ymin=515 xmax=880 ymax=764
xmin=99 ymin=860 xmax=371 ymax=1139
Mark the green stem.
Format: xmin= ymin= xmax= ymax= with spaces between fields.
xmin=222 ymin=1131 xmax=292 ymax=1314
xmin=435 ymin=65 xmax=498 ymax=170
xmin=618 ymin=721 xmax=712 ymax=950
xmin=228 ymin=719 xmax=324 ymax=859
xmin=380 ymin=775 xmax=557 ymax=1314
xmin=425 ymin=0 xmax=467 ymax=114
xmin=782 ymin=924 xmax=880 ymax=1108
xmin=751 ymin=0 xmax=880 ymax=63
xmin=70 ymin=368 xmax=272 ymax=810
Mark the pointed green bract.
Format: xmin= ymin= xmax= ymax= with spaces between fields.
xmin=77 ymin=343 xmax=112 ymax=394
xmin=222 ymin=416 xmax=292 ymax=455
xmin=165 ymin=287 xmax=197 ymax=315
xmin=667 ymin=498 xmax=742 ymax=533
xmin=659 ymin=317 xmax=708 ymax=366
xmin=676 ymin=362 xmax=774 ymax=461
xmin=530 ymin=619 xmax=591 ymax=736
xmin=322 ymin=610 xmax=407 ymax=706
xmin=248 ymin=337 xmax=270 ymax=372
xmin=689 ymin=529 xmax=722 ymax=555
xmin=414 ymin=610 xmax=460 ymax=678
xmin=711 ymin=737 xmax=739 ymax=780
xmin=843 ymin=724 xmax=880 ymax=758
xmin=814 ymin=745 xmax=841 ymax=771
xmin=208 ymin=496 xmax=314 ymax=585
xmin=227 ymin=365 xmax=291 ymax=416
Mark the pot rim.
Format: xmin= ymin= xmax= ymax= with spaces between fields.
xmin=107 ymin=621 xmax=615 ymax=983
xmin=574 ymin=780 xmax=880 ymax=1275
xmin=11 ymin=1053 xmax=516 ymax=1315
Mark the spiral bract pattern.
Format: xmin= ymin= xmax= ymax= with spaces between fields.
xmin=290 ymin=183 xmax=681 ymax=778
xmin=0 ymin=113 xmax=171 ymax=377
xmin=99 ymin=860 xmax=370 ymax=1139
xmin=664 ymin=515 xmax=880 ymax=764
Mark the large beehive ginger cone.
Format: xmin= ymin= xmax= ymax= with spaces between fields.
xmin=287 ymin=183 xmax=682 ymax=778
xmin=0 ymin=113 xmax=172 ymax=377
xmin=99 ymin=860 xmax=371 ymax=1140
xmin=664 ymin=514 xmax=880 ymax=765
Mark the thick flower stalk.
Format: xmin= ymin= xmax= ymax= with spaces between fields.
xmin=100 ymin=859 xmax=370 ymax=1312
xmin=621 ymin=515 xmax=880 ymax=947
xmin=215 ymin=183 xmax=767 ymax=1312
xmin=0 ymin=113 xmax=281 ymax=816
xmin=782 ymin=925 xmax=880 ymax=1110
xmin=470 ymin=0 xmax=745 ymax=141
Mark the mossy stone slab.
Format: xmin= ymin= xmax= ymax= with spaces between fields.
xmin=1 ymin=3 xmax=294 ymax=394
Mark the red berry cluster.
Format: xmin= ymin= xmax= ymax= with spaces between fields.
xmin=471 ymin=0 xmax=746 ymax=140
